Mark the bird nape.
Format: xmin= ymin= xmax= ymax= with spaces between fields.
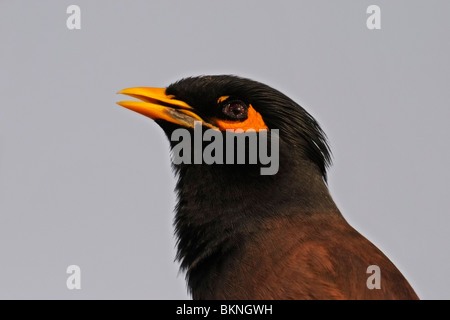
xmin=117 ymin=75 xmax=418 ymax=300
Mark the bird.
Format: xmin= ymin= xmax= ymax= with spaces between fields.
xmin=117 ymin=75 xmax=419 ymax=300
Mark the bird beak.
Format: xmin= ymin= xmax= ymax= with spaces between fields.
xmin=117 ymin=87 xmax=218 ymax=130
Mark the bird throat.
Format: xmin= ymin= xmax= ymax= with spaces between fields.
xmin=171 ymin=142 xmax=339 ymax=297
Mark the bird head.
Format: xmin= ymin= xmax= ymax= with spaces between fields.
xmin=118 ymin=75 xmax=331 ymax=180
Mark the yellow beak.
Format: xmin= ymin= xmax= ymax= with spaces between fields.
xmin=117 ymin=87 xmax=218 ymax=130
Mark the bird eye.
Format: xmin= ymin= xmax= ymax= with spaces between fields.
xmin=221 ymin=100 xmax=248 ymax=121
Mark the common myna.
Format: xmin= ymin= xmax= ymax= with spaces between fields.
xmin=117 ymin=75 xmax=418 ymax=300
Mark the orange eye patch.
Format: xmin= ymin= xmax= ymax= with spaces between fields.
xmin=214 ymin=104 xmax=268 ymax=131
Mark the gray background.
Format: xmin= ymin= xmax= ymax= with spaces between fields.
xmin=0 ymin=0 xmax=449 ymax=299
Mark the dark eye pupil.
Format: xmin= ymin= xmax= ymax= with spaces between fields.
xmin=222 ymin=100 xmax=248 ymax=120
xmin=230 ymin=104 xmax=244 ymax=115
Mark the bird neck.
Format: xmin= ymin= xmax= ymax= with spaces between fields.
xmin=172 ymin=145 xmax=340 ymax=297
